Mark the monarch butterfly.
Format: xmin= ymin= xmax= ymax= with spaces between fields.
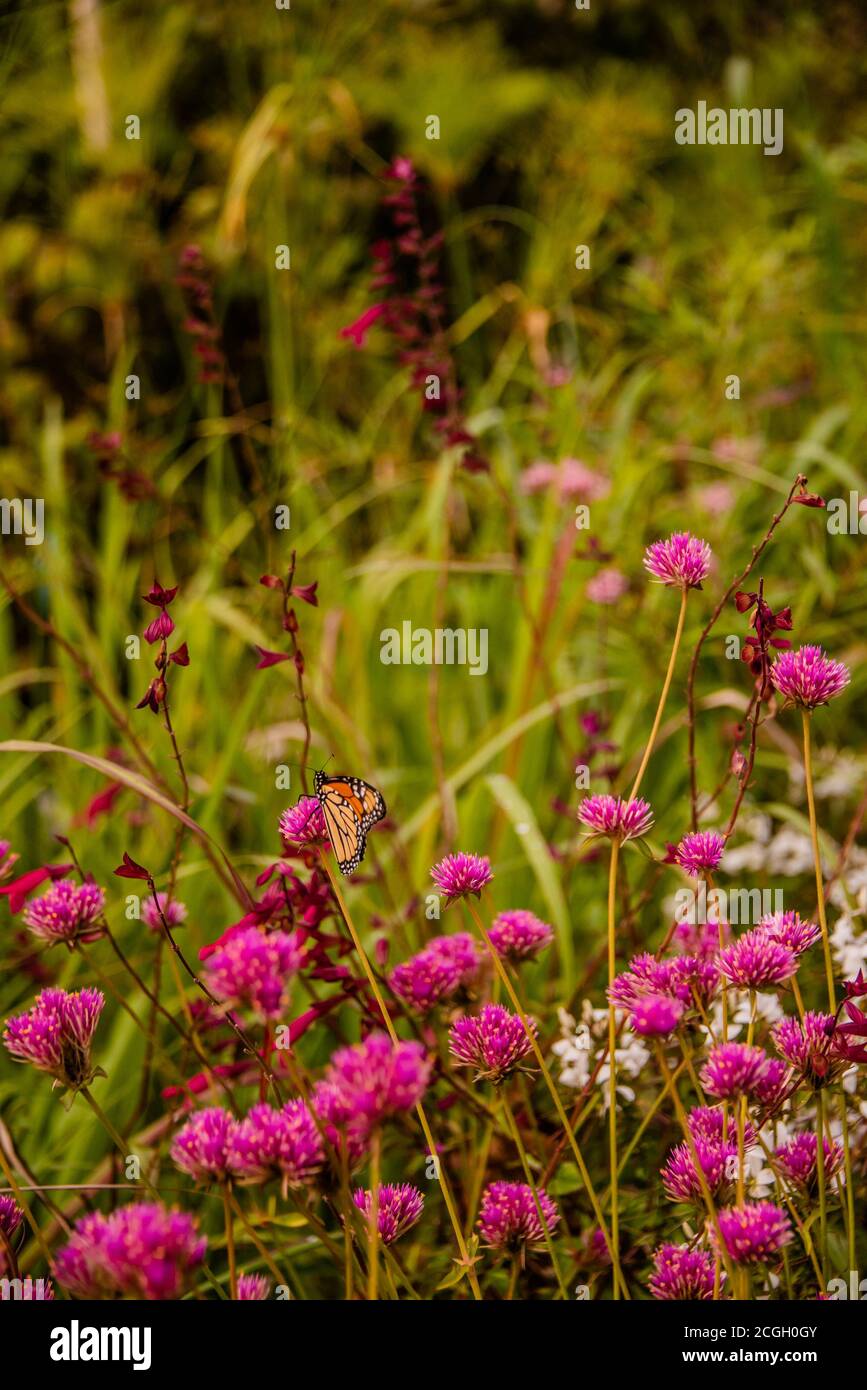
xmin=314 ymin=768 xmax=387 ymax=876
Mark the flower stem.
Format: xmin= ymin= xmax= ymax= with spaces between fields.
xmin=501 ymin=1093 xmax=569 ymax=1300
xmin=367 ymin=1129 xmax=381 ymax=1302
xmin=606 ymin=837 xmax=621 ymax=1300
xmin=320 ymin=849 xmax=483 ymax=1300
xmin=838 ymin=1084 xmax=856 ymax=1277
xmin=652 ymin=1041 xmax=735 ymax=1292
xmin=816 ymin=1087 xmax=828 ymax=1281
xmin=465 ymin=900 xmax=629 ymax=1299
xmin=628 ymin=585 xmax=688 ymax=801
xmin=801 ymin=710 xmax=836 ymax=1012
xmin=223 ymin=1182 xmax=238 ymax=1299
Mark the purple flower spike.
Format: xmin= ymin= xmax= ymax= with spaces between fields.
xmin=770 ymin=645 xmax=850 ymax=710
xmin=23 ymin=878 xmax=105 ymax=945
xmin=715 ymin=1202 xmax=792 ymax=1265
xmin=649 ymin=1243 xmax=719 ymax=1300
xmin=353 ymin=1184 xmax=424 ymax=1245
xmin=673 ymin=831 xmax=725 ymax=879
xmin=477 ymin=1181 xmax=560 ymax=1250
xmin=3 ymin=987 xmax=105 ymax=1091
xmin=488 ymin=910 xmax=554 ymax=962
xmin=170 ymin=1107 xmax=237 ymax=1183
xmin=643 ymin=532 xmax=712 ymax=589
xmin=577 ymin=794 xmax=654 ymax=843
xmin=449 ymin=1003 xmax=536 ymax=1083
xmin=718 ymin=928 xmax=798 ymax=989
xmin=430 ymin=852 xmax=493 ymax=902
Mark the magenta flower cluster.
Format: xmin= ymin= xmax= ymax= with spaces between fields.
xmin=449 ymin=1003 xmax=536 ymax=1083
xmin=477 ymin=1181 xmax=560 ymax=1250
xmin=3 ymin=987 xmax=105 ymax=1091
xmin=202 ymin=926 xmax=303 ymax=1020
xmin=389 ymin=933 xmax=480 ymax=1014
xmin=577 ymin=794 xmax=654 ymax=843
xmin=55 ymin=1202 xmax=206 ymax=1299
xmin=23 ymin=878 xmax=105 ymax=945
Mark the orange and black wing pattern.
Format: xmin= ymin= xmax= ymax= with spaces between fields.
xmin=314 ymin=770 xmax=386 ymax=876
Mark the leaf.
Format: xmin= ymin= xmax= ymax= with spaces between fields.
xmin=0 ymin=741 xmax=252 ymax=907
xmin=485 ymin=772 xmax=573 ymax=987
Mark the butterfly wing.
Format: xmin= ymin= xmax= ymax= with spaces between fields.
xmin=315 ymin=772 xmax=386 ymax=876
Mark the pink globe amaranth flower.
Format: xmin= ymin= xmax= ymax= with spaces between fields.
xmin=325 ymin=1032 xmax=431 ymax=1125
xmin=629 ymin=992 xmax=684 ymax=1037
xmin=643 ymin=532 xmax=712 ymax=589
xmin=700 ymin=1043 xmax=777 ymax=1101
xmin=673 ymin=831 xmax=725 ymax=879
xmin=688 ymin=1105 xmax=756 ymax=1149
xmin=488 ymin=910 xmax=554 ymax=963
xmin=774 ymin=1132 xmax=843 ymax=1191
xmin=649 ymin=1244 xmax=719 ymax=1300
xmin=674 ymin=918 xmax=728 ymax=958
xmin=718 ymin=928 xmax=798 ymax=989
xmin=586 ymin=567 xmax=628 ymax=605
xmin=202 ymin=926 xmax=303 ymax=1020
xmin=142 ymin=892 xmax=187 ymax=933
xmin=478 ymin=1181 xmax=560 ymax=1250
xmin=0 ymin=1275 xmax=55 ymax=1299
xmin=577 ymin=794 xmax=654 ymax=843
xmin=661 ymin=1138 xmax=738 ymax=1203
xmin=449 ymin=1004 xmax=536 ymax=1083
xmin=170 ymin=1106 xmax=237 ymax=1183
xmin=23 ymin=878 xmax=105 ymax=945
xmin=310 ymin=1080 xmax=371 ymax=1167
xmin=609 ymin=952 xmax=674 ymax=1009
xmin=55 ymin=1203 xmax=206 ymax=1300
xmin=353 ymin=1184 xmax=424 ymax=1245
xmin=772 ymin=1011 xmax=847 ymax=1087
xmin=237 ymin=1273 xmax=270 ymax=1300
xmin=715 ymin=1202 xmax=792 ymax=1265
xmin=669 ymin=954 xmax=720 ymax=1008
xmin=279 ymin=797 xmax=329 ymax=847
xmin=430 ymin=852 xmax=492 ymax=902
xmin=389 ymin=933 xmax=481 ymax=1014
xmin=0 ymin=1196 xmax=21 ymax=1275
xmin=770 ymin=644 xmax=850 ymax=710
xmin=227 ymin=1100 xmax=325 ymax=1192
xmin=758 ymin=910 xmax=820 ymax=956
xmin=3 ymin=987 xmax=105 ymax=1091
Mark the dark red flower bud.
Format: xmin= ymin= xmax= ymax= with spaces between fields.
xmin=290 ymin=581 xmax=318 ymax=606
xmin=114 ymin=852 xmax=151 ymax=881
xmin=734 ymin=591 xmax=756 ymax=613
xmin=254 ymin=646 xmax=290 ymax=669
xmin=792 ymin=492 xmax=826 ymax=508
xmin=169 ymin=643 xmax=190 ymax=666
xmin=143 ymin=581 xmax=178 ymax=609
xmin=259 ymin=574 xmax=284 ymax=591
xmin=143 ymin=611 xmax=175 ymax=645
